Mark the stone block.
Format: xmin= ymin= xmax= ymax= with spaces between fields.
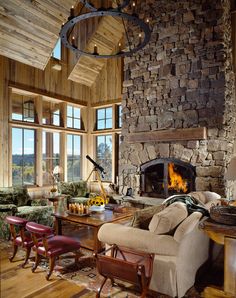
xmin=196 ymin=166 xmax=223 ymax=177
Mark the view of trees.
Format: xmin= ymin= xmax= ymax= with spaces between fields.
xmin=12 ymin=154 xmax=35 ymax=185
xmin=96 ymin=135 xmax=112 ymax=181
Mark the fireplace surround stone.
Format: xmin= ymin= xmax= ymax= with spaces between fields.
xmin=119 ymin=0 xmax=236 ymax=199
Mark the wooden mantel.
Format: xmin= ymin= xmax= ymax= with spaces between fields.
xmin=127 ymin=127 xmax=207 ymax=143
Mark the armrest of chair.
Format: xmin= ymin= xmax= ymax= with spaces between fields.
xmin=0 ymin=204 xmax=18 ymax=214
xmin=98 ymin=223 xmax=179 ymax=256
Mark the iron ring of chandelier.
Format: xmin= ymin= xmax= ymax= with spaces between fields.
xmin=60 ymin=1 xmax=151 ymax=58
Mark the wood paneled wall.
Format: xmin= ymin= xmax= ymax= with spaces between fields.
xmin=90 ymin=58 xmax=123 ymax=104
xmin=0 ymin=55 xmax=91 ymax=187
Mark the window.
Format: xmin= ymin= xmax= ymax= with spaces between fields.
xmin=96 ymin=135 xmax=112 ymax=181
xmin=12 ymin=94 xmax=35 ymax=122
xmin=67 ymin=134 xmax=81 ymax=181
xmin=117 ymin=105 xmax=122 ymax=128
xmin=96 ymin=107 xmax=112 ymax=130
xmin=42 ymin=101 xmax=60 ymax=126
xmin=67 ymin=105 xmax=81 ymax=129
xmin=12 ymin=128 xmax=35 ymax=185
xmin=42 ymin=131 xmax=60 ymax=185
xmin=52 ymin=38 xmax=61 ymax=60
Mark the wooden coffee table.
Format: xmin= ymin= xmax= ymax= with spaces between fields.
xmin=53 ymin=208 xmax=136 ymax=253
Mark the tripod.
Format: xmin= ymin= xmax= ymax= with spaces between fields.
xmin=86 ymin=167 xmax=107 ymax=200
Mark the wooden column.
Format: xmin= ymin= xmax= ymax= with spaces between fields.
xmin=0 ymin=71 xmax=10 ymax=187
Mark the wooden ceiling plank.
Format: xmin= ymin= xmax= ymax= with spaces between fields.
xmin=8 ymin=0 xmax=65 ymax=28
xmin=33 ymin=0 xmax=73 ymax=19
xmin=0 ymin=45 xmax=45 ymax=69
xmin=0 ymin=16 xmax=55 ymax=47
xmin=0 ymin=1 xmax=59 ymax=36
xmin=0 ymin=30 xmax=51 ymax=58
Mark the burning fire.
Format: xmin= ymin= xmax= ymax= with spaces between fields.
xmin=168 ymin=163 xmax=188 ymax=193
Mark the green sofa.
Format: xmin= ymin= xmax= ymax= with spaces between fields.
xmin=0 ymin=187 xmax=53 ymax=240
xmin=58 ymin=181 xmax=89 ymax=205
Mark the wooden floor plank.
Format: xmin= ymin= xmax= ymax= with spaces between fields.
xmin=0 ymin=243 xmax=92 ymax=298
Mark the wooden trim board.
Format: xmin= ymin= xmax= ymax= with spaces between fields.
xmin=127 ymin=127 xmax=207 ymax=143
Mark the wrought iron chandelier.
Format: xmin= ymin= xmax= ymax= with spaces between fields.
xmin=60 ymin=0 xmax=151 ymax=58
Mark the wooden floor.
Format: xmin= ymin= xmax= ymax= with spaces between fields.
xmin=0 ymin=246 xmax=96 ymax=298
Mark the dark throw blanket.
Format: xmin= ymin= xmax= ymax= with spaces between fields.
xmin=164 ymin=194 xmax=209 ymax=216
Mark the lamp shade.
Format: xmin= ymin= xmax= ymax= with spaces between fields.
xmin=225 ymin=156 xmax=236 ymax=181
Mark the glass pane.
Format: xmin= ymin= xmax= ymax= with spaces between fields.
xmin=67 ymin=134 xmax=73 ymax=156
xmin=67 ymin=105 xmax=73 ymax=117
xmin=74 ymin=135 xmax=81 ymax=156
xmin=42 ymin=131 xmax=60 ymax=186
xmin=53 ymin=114 xmax=60 ymax=126
xmin=67 ymin=117 xmax=73 ymax=128
xmin=96 ymin=134 xmax=112 ymax=181
xmin=23 ymin=129 xmax=35 ymax=155
xmin=74 ymin=118 xmax=81 ymax=129
xmin=105 ymin=118 xmax=112 ymax=129
xmin=67 ymin=160 xmax=73 ymax=182
xmin=23 ymin=129 xmax=35 ymax=185
xmin=53 ymin=133 xmax=60 ymax=156
xmin=12 ymin=94 xmax=23 ymax=121
xmin=23 ymin=99 xmax=35 ymax=122
xmin=67 ymin=134 xmax=81 ymax=181
xmin=74 ymin=107 xmax=80 ymax=118
xmin=106 ymin=107 xmax=112 ymax=119
xmin=52 ymin=38 xmax=61 ymax=60
xmin=97 ymin=120 xmax=105 ymax=130
xmin=97 ymin=108 xmax=105 ymax=120
xmin=12 ymin=128 xmax=23 ymax=185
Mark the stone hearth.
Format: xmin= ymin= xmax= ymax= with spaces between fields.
xmin=119 ymin=0 xmax=236 ymax=198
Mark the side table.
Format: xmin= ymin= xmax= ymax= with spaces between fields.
xmin=45 ymin=194 xmax=68 ymax=213
xmin=199 ymin=218 xmax=236 ymax=298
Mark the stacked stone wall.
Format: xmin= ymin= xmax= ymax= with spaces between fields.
xmin=120 ymin=0 xmax=236 ymax=197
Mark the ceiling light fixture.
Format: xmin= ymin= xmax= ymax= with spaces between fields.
xmin=60 ymin=0 xmax=151 ymax=58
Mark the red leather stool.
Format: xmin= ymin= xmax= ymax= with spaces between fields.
xmin=26 ymin=221 xmax=81 ymax=280
xmin=5 ymin=216 xmax=33 ymax=267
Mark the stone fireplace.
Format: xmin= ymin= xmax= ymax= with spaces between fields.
xmin=140 ymin=158 xmax=196 ymax=198
xmin=119 ymin=0 xmax=236 ymax=199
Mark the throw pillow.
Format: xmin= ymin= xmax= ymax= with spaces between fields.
xmin=130 ymin=205 xmax=164 ymax=230
xmin=174 ymin=211 xmax=202 ymax=242
xmin=148 ymin=202 xmax=188 ymax=235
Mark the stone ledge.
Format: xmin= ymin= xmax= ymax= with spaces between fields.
xmin=113 ymin=195 xmax=164 ymax=207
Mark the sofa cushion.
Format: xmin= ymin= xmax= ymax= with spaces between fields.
xmin=13 ymin=187 xmax=31 ymax=206
xmin=149 ymin=202 xmax=188 ymax=235
xmin=130 ymin=205 xmax=164 ymax=230
xmin=59 ymin=181 xmax=87 ymax=198
xmin=189 ymin=191 xmax=221 ymax=204
xmin=0 ymin=187 xmax=30 ymax=206
xmin=174 ymin=211 xmax=202 ymax=242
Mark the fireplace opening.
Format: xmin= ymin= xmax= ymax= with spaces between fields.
xmin=140 ymin=158 xmax=196 ymax=198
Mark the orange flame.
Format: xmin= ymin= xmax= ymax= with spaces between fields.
xmin=168 ymin=163 xmax=188 ymax=193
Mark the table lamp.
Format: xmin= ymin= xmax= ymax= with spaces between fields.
xmin=225 ymin=156 xmax=236 ymax=201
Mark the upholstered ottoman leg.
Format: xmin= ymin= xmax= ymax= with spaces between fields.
xmin=9 ymin=244 xmax=18 ymax=262
xmin=32 ymin=253 xmax=41 ymax=272
xmin=22 ymin=247 xmax=31 ymax=268
xmin=47 ymin=256 xmax=56 ymax=280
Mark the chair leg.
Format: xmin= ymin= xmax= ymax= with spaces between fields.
xmin=21 ymin=247 xmax=31 ymax=268
xmin=9 ymin=244 xmax=18 ymax=262
xmin=46 ymin=256 xmax=56 ymax=280
xmin=96 ymin=277 xmax=108 ymax=298
xmin=32 ymin=253 xmax=41 ymax=273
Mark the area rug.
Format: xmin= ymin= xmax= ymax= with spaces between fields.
xmin=1 ymin=240 xmax=223 ymax=298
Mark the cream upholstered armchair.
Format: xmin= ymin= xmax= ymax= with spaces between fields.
xmin=98 ymin=191 xmax=221 ymax=298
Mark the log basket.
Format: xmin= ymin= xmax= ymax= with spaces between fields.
xmin=210 ymin=205 xmax=236 ymax=225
